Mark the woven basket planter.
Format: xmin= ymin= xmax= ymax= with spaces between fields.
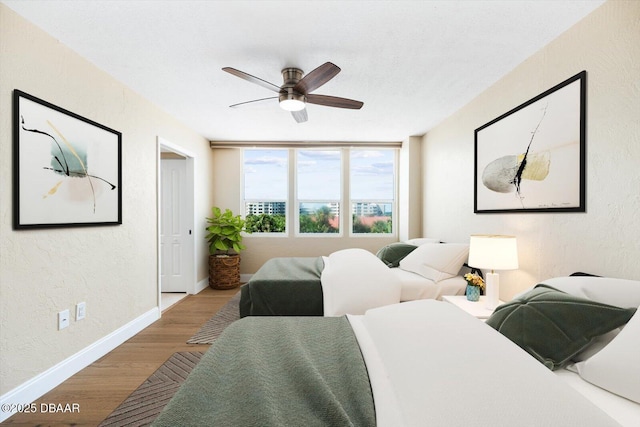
xmin=209 ymin=254 xmax=241 ymax=290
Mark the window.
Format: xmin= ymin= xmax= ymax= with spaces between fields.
xmin=243 ymin=149 xmax=287 ymax=233
xmin=242 ymin=146 xmax=397 ymax=237
xmin=297 ymin=150 xmax=341 ymax=234
xmin=350 ymin=149 xmax=395 ymax=234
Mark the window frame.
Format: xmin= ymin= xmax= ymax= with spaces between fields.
xmin=348 ymin=148 xmax=397 ymax=237
xmin=241 ymin=146 xmax=398 ymax=238
xmin=241 ymin=148 xmax=289 ymax=236
xmin=295 ymin=148 xmax=343 ymax=237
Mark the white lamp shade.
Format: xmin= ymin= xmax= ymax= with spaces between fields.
xmin=468 ymin=235 xmax=519 ymax=271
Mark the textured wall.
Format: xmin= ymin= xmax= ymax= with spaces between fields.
xmin=209 ymin=147 xmax=399 ymax=274
xmin=422 ymin=0 xmax=640 ymax=299
xmin=0 ymin=5 xmax=213 ymax=394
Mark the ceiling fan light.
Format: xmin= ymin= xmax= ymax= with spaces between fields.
xmin=279 ymin=91 xmax=306 ymax=111
xmin=280 ymin=99 xmax=305 ymax=111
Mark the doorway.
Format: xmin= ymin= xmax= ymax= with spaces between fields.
xmin=157 ymin=137 xmax=196 ymax=309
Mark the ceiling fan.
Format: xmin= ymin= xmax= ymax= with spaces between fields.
xmin=222 ymin=62 xmax=363 ymax=123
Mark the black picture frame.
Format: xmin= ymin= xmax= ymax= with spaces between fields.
xmin=13 ymin=90 xmax=122 ymax=229
xmin=474 ymin=71 xmax=586 ymax=214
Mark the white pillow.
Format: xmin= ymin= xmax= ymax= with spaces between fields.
xmin=541 ymin=276 xmax=640 ymax=308
xmin=575 ymin=307 xmax=640 ymax=403
xmin=404 ymin=238 xmax=440 ymax=246
xmin=571 ymin=329 xmax=621 ymax=362
xmin=399 ymin=243 xmax=469 ymax=282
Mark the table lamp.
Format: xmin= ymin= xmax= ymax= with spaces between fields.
xmin=468 ymin=235 xmax=519 ymax=310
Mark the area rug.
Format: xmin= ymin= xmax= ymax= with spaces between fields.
xmin=99 ymin=351 xmax=204 ymax=427
xmin=186 ymin=291 xmax=241 ymax=344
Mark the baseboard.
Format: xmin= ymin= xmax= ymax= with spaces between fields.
xmin=194 ymin=277 xmax=209 ymax=294
xmin=0 ymin=307 xmax=160 ymax=423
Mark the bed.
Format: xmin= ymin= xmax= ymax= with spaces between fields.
xmin=154 ymin=275 xmax=640 ymax=427
xmin=240 ymin=241 xmax=470 ymax=317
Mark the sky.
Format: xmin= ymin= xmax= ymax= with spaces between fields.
xmin=243 ymin=148 xmax=395 ymax=202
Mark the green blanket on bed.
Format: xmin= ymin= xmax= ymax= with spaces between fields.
xmin=239 ymin=256 xmax=325 ymax=317
xmin=152 ymin=317 xmax=375 ymax=427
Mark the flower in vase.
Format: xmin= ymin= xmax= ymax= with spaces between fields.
xmin=464 ymin=273 xmax=485 ymax=289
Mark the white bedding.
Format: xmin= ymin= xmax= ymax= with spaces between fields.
xmin=320 ymin=248 xmax=467 ymax=316
xmin=321 ymin=248 xmax=401 ymax=316
xmin=348 ymin=300 xmax=623 ymax=427
xmin=556 ymin=368 xmax=640 ymax=427
xmin=390 ymin=268 xmax=466 ymax=301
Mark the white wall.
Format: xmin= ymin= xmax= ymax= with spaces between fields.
xmin=0 ymin=4 xmax=214 ymax=395
xmin=422 ymin=0 xmax=640 ymax=299
xmin=399 ymin=136 xmax=423 ymax=241
xmin=210 ymin=147 xmax=399 ymax=273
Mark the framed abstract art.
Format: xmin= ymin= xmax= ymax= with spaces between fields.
xmin=474 ymin=71 xmax=586 ymax=214
xmin=13 ymin=90 xmax=122 ymax=228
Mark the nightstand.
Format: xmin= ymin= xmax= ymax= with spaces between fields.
xmin=442 ymin=295 xmax=503 ymax=320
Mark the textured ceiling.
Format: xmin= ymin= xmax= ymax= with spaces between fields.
xmin=3 ymin=0 xmax=605 ymax=142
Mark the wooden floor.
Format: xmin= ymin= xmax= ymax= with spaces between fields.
xmin=3 ymin=287 xmax=237 ymax=426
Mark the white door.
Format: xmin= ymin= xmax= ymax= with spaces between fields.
xmin=160 ymin=158 xmax=188 ymax=292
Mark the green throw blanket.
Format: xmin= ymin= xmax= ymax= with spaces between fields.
xmin=239 ymin=257 xmax=325 ymax=316
xmin=152 ymin=317 xmax=375 ymax=427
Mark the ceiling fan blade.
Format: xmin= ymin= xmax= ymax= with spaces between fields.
xmin=293 ymin=62 xmax=340 ymax=95
xmin=291 ymin=109 xmax=308 ymax=123
xmin=222 ymin=67 xmax=281 ymax=93
xmin=229 ymin=96 xmax=278 ymax=108
xmin=306 ymin=94 xmax=363 ymax=109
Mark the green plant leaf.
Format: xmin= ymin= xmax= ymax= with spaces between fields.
xmin=205 ymin=206 xmax=248 ymax=253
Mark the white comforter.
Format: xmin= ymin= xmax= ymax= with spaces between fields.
xmin=348 ymin=300 xmax=621 ymax=427
xmin=321 ymin=248 xmax=401 ymax=316
xmin=390 ymin=267 xmax=466 ymax=301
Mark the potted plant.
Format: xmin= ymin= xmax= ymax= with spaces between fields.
xmin=205 ymin=207 xmax=249 ymax=289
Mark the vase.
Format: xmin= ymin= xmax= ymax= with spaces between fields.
xmin=466 ymin=284 xmax=480 ymax=301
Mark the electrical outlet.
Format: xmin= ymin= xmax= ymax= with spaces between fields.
xmin=58 ymin=309 xmax=70 ymax=330
xmin=76 ymin=302 xmax=86 ymax=320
